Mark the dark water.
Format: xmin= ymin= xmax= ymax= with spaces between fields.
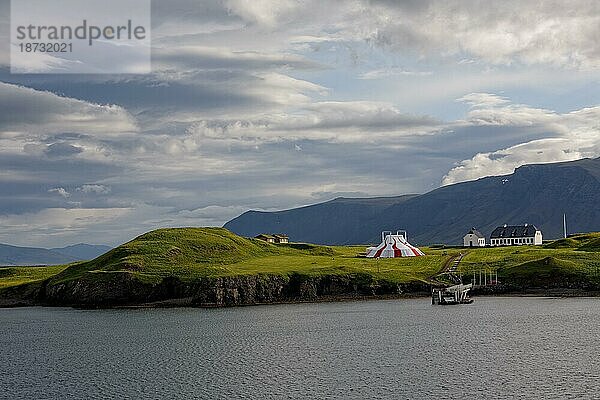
xmin=2 ymin=297 xmax=600 ymax=399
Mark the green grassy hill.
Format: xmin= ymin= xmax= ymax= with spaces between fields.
xmin=500 ymin=257 xmax=587 ymax=287
xmin=544 ymin=233 xmax=600 ymax=251
xmin=48 ymin=227 xmax=288 ymax=285
xmin=457 ymin=233 xmax=600 ymax=285
xmin=0 ymin=265 xmax=68 ymax=288
xmin=1 ymin=228 xmax=448 ymax=291
xmin=1 ymin=229 xmax=599 ymax=296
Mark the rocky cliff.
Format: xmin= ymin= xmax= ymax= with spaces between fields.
xmin=0 ymin=272 xmax=431 ymax=308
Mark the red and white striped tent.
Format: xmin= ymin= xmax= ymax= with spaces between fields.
xmin=366 ymin=231 xmax=425 ymax=258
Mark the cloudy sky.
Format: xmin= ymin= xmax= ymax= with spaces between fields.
xmin=0 ymin=0 xmax=599 ymax=247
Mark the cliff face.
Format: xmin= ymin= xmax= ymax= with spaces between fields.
xmin=4 ymin=265 xmax=600 ymax=308
xmin=1 ymin=273 xmax=430 ymax=308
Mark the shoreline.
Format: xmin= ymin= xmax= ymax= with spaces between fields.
xmin=3 ymin=287 xmax=600 ymax=310
xmin=2 ymin=229 xmax=598 ymax=310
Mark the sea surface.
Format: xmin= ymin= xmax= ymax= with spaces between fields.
xmin=2 ymin=297 xmax=600 ymax=399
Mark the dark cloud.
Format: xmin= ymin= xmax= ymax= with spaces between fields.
xmin=0 ymin=69 xmax=318 ymax=118
xmin=43 ymin=143 xmax=84 ymax=158
xmin=153 ymin=47 xmax=322 ymax=71
xmin=0 ymin=153 xmax=122 ymax=185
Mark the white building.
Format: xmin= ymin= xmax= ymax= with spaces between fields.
xmin=489 ymin=224 xmax=543 ymax=246
xmin=463 ymin=228 xmax=486 ymax=247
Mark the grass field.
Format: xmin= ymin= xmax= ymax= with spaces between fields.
xmin=0 ymin=228 xmax=598 ymax=290
xmin=0 ymin=265 xmax=68 ymax=289
xmin=45 ymin=228 xmax=452 ymax=285
xmin=457 ymin=233 xmax=600 ymax=284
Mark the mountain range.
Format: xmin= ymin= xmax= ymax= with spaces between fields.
xmin=0 ymin=243 xmax=112 ymax=266
xmin=224 ymin=157 xmax=600 ymax=245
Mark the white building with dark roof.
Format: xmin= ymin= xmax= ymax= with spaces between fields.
xmin=490 ymin=224 xmax=542 ymax=246
xmin=463 ymin=228 xmax=486 ymax=247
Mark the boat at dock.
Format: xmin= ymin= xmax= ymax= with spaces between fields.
xmin=432 ymin=283 xmax=473 ymax=305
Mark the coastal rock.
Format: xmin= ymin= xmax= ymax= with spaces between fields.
xmin=10 ymin=272 xmax=431 ymax=307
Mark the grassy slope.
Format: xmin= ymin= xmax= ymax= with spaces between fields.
xmin=1 ymin=229 xmax=598 ymax=291
xmin=0 ymin=265 xmax=68 ymax=289
xmin=19 ymin=228 xmax=449 ymax=288
xmin=457 ymin=233 xmax=600 ymax=284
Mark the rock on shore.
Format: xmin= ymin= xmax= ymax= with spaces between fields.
xmin=1 ymin=272 xmax=431 ymax=308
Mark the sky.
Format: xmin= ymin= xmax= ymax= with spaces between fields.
xmin=0 ymin=0 xmax=599 ymax=247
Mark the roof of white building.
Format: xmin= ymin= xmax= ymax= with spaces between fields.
xmin=465 ymin=227 xmax=485 ymax=238
xmin=490 ymin=224 xmax=539 ymax=239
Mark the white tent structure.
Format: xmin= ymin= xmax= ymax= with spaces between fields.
xmin=366 ymin=231 xmax=425 ymax=258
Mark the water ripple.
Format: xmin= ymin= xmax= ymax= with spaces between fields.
xmin=2 ymin=297 xmax=600 ymax=399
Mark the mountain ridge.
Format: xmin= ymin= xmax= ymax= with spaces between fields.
xmin=0 ymin=243 xmax=112 ymax=266
xmin=50 ymin=244 xmax=112 ymax=261
xmin=224 ymin=157 xmax=600 ymax=245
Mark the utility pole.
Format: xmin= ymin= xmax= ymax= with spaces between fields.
xmin=563 ymin=213 xmax=567 ymax=239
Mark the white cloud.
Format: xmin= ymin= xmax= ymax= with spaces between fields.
xmin=48 ymin=188 xmax=71 ymax=198
xmin=8 ymin=45 xmax=82 ymax=73
xmin=358 ymin=68 xmax=432 ymax=80
xmin=443 ymin=97 xmax=600 ymax=184
xmin=185 ymin=101 xmax=440 ymax=144
xmin=77 ymin=184 xmax=111 ymax=195
xmin=225 ymin=0 xmax=306 ymax=28
xmin=153 ymin=46 xmax=321 ymax=71
xmin=362 ymin=0 xmax=600 ymax=69
xmin=0 ymin=83 xmax=138 ymax=135
xmin=452 ymin=92 xmax=569 ymax=133
xmin=179 ymin=0 xmax=600 ymax=69
xmin=457 ymin=93 xmax=511 ymax=108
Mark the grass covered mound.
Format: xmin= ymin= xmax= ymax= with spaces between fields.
xmin=544 ymin=232 xmax=600 ymax=251
xmin=578 ymin=237 xmax=600 ymax=252
xmin=0 ymin=265 xmax=68 ymax=289
xmin=499 ymin=256 xmax=588 ymax=286
xmin=96 ymin=227 xmax=283 ymax=266
xmin=543 ymin=238 xmax=581 ymax=249
xmin=459 ymin=234 xmax=600 ymax=287
xmin=41 ymin=227 xmax=447 ymax=286
xmin=49 ymin=227 xmax=291 ymax=284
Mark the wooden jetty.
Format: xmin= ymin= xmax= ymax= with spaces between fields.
xmin=432 ymin=283 xmax=474 ymax=305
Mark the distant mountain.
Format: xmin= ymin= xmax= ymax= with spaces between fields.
xmin=225 ymin=195 xmax=418 ymax=245
xmin=51 ymin=244 xmax=112 ymax=261
xmin=225 ymin=157 xmax=600 ymax=245
xmin=0 ymin=244 xmax=77 ymax=266
xmin=0 ymin=243 xmax=111 ymax=266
